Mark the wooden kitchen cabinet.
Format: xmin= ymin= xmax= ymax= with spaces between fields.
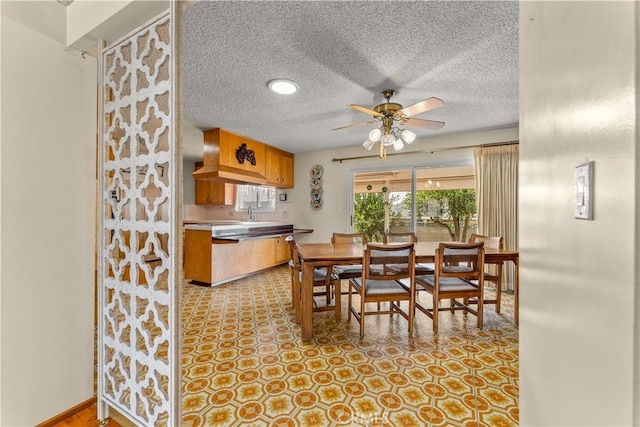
xmin=184 ymin=229 xmax=292 ymax=285
xmin=274 ymin=236 xmax=290 ymax=264
xmin=194 ymin=162 xmax=235 ymax=205
xmin=192 ymin=128 xmax=267 ymax=185
xmin=184 ymin=229 xmax=214 ymax=283
xmin=265 ymin=146 xmax=294 ymax=188
xmin=193 ymin=128 xmax=294 ymax=188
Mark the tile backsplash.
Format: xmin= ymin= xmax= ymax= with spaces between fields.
xmin=184 ymin=201 xmax=293 ymax=223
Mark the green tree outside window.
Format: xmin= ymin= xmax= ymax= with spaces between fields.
xmin=353 ymin=192 xmax=401 ymax=242
xmin=405 ymin=189 xmax=476 ymax=242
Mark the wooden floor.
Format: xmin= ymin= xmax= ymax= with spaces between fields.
xmin=52 ymin=403 xmax=123 ymax=427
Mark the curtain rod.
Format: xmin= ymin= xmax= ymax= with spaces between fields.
xmin=331 ymin=140 xmax=518 ymax=163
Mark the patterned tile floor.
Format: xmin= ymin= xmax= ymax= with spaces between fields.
xmin=181 ymin=266 xmax=518 ymax=426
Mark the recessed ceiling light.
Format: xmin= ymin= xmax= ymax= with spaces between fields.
xmin=268 ymin=79 xmax=299 ymax=95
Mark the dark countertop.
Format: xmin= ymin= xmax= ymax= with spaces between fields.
xmin=184 ymin=221 xmax=312 ymax=243
xmin=211 ymin=227 xmax=313 ymax=243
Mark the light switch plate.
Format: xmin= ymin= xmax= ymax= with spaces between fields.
xmin=575 ymin=161 xmax=594 ymax=220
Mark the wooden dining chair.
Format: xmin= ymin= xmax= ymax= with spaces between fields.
xmin=383 ymin=232 xmax=416 ymax=243
xmin=330 ymin=233 xmax=367 ymax=282
xmin=383 ymin=232 xmax=434 ymax=275
xmin=286 ymin=235 xmax=341 ymax=321
xmin=469 ymin=233 xmax=504 ymax=313
xmin=348 ymin=242 xmax=416 ymax=338
xmin=413 ymin=241 xmax=485 ymax=334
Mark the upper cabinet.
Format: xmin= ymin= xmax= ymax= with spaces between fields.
xmin=194 ymin=162 xmax=235 ymax=205
xmin=193 ymin=128 xmax=294 ymax=189
xmin=265 ymin=146 xmax=294 ymax=188
xmin=192 ymin=128 xmax=266 ymax=184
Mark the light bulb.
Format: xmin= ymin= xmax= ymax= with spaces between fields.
xmin=368 ymin=128 xmax=382 ymax=142
xmin=381 ymin=133 xmax=395 ymax=146
xmin=362 ymin=138 xmax=375 ymax=151
xmin=400 ymin=129 xmax=416 ymax=144
xmin=393 ymin=139 xmax=404 ymax=151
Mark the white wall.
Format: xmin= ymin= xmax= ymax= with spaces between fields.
xmin=182 ymin=120 xmax=207 ymax=206
xmin=0 ymin=15 xmax=97 ymax=426
xmin=519 ymin=2 xmax=638 ymax=426
xmin=292 ymin=127 xmax=518 ymax=243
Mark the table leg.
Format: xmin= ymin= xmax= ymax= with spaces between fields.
xmin=301 ymin=261 xmax=314 ymax=341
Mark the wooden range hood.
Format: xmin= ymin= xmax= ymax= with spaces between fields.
xmin=192 ymin=128 xmax=268 ymax=185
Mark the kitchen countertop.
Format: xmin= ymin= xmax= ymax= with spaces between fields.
xmin=183 ymin=221 xmax=311 ymax=242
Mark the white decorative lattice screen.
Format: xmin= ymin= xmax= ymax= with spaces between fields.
xmin=98 ymin=8 xmax=180 ymax=426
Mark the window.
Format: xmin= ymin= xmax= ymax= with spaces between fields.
xmin=351 ymin=164 xmax=477 ymax=242
xmin=235 ymin=184 xmax=276 ymax=212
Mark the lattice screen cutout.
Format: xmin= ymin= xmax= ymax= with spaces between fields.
xmin=99 ymin=10 xmax=178 ymax=426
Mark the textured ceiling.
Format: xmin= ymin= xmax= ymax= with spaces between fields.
xmin=182 ymin=1 xmax=518 ymax=159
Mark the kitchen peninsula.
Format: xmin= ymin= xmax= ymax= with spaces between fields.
xmin=184 ymin=221 xmax=298 ymax=286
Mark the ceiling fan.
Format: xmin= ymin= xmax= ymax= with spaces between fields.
xmin=332 ymin=89 xmax=445 ymax=157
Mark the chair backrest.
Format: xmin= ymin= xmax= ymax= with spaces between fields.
xmin=436 ymin=241 xmax=484 ymax=280
xmin=469 ymin=233 xmax=503 ymax=250
xmin=331 ymin=233 xmax=367 ymax=244
xmin=363 ymin=243 xmax=415 ymax=281
xmin=285 ymin=235 xmax=299 ymax=268
xmin=383 ymin=232 xmax=417 ymax=244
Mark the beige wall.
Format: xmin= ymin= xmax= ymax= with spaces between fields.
xmin=292 ymin=127 xmax=518 ymax=243
xmin=0 ymin=15 xmax=97 ymax=426
xmin=519 ymin=2 xmax=638 ymax=426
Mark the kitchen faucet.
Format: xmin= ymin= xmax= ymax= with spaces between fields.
xmin=248 ymin=206 xmax=256 ymax=222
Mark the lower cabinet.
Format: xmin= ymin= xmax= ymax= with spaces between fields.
xmin=184 ymin=229 xmax=290 ymax=285
xmin=273 ymin=236 xmax=290 ymax=265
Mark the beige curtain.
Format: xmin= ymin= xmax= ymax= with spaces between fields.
xmin=474 ymin=144 xmax=518 ymax=291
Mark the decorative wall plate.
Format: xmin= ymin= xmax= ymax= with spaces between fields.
xmin=310 ymin=164 xmax=324 ymax=179
xmin=310 ymin=194 xmax=323 ymax=210
xmin=310 ymin=177 xmax=322 ymax=190
xmin=309 ymin=164 xmax=324 ymax=210
xmin=311 ymin=187 xmax=323 ymax=199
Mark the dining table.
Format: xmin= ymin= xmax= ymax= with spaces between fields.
xmin=296 ymin=241 xmax=519 ymax=341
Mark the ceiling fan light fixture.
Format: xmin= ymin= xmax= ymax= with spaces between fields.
xmin=400 ymin=129 xmax=416 ymax=144
xmin=362 ymin=139 xmax=375 ymax=151
xmin=381 ymin=133 xmax=395 ymax=146
xmin=368 ymin=128 xmax=382 ymax=142
xmin=267 ymin=79 xmax=299 ymax=95
xmin=332 ymin=89 xmax=445 ymax=159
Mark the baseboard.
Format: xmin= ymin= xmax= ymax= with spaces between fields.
xmin=36 ymin=396 xmax=96 ymax=427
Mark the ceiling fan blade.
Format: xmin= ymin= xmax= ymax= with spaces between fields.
xmin=348 ymin=104 xmax=384 ymax=117
xmin=397 ymin=97 xmax=444 ymax=118
xmin=404 ymin=118 xmax=445 ymax=130
xmin=331 ymin=119 xmax=378 ymax=131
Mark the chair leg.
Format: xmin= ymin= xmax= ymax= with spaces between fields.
xmin=433 ymin=295 xmax=439 ymax=334
xmin=334 ymin=280 xmax=341 ymax=322
xmin=359 ymin=292 xmax=366 ymax=338
xmin=496 ymin=265 xmax=503 ymax=313
xmin=347 ymin=282 xmax=353 ymax=321
xmin=290 ymin=271 xmax=296 ymax=309
xmin=477 ymin=295 xmax=484 ymax=329
xmin=292 ymin=274 xmax=301 ymax=324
